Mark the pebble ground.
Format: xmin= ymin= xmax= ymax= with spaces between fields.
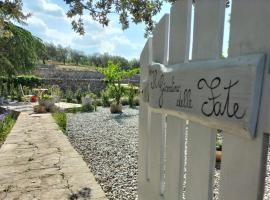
xmin=67 ymin=106 xmax=270 ymax=200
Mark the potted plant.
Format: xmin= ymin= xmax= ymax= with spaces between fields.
xmin=38 ymin=94 xmax=55 ymax=111
xmin=97 ymin=61 xmax=139 ymax=113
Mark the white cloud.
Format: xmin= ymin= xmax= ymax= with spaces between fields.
xmin=22 ymin=0 xmax=146 ymax=59
xmin=25 ymin=0 xmax=65 ymax=18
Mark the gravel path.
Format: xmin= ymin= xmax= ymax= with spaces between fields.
xmin=66 ymin=107 xmax=139 ymax=200
xmin=66 ymin=106 xmax=270 ymax=200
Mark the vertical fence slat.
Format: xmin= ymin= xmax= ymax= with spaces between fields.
xmin=219 ymin=1 xmax=270 ymax=199
xmin=138 ymin=38 xmax=152 ymax=200
xmin=185 ymin=0 xmax=226 ymax=199
xmin=144 ymin=14 xmax=170 ymax=200
xmin=164 ymin=1 xmax=192 ymax=199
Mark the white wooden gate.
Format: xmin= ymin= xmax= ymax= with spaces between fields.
xmin=138 ymin=1 xmax=270 ymax=200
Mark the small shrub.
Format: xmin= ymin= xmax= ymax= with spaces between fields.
xmin=65 ymin=89 xmax=73 ymax=103
xmin=80 ymin=103 xmax=94 ymax=112
xmin=101 ymin=90 xmax=110 ymax=107
xmin=52 ymin=111 xmax=67 ymax=133
xmin=75 ymin=89 xmax=83 ymax=104
xmin=0 ymin=113 xmax=16 ymax=143
xmin=121 ymin=97 xmax=129 ymax=106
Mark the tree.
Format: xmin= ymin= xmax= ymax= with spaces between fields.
xmin=129 ymin=59 xmax=140 ymax=69
xmin=0 ymin=23 xmax=44 ymax=76
xmin=64 ymin=0 xmax=231 ymax=37
xmin=46 ymin=43 xmax=57 ymax=61
xmin=57 ymin=45 xmax=69 ymax=65
xmin=64 ymin=0 xmax=177 ymax=37
xmin=97 ymin=61 xmax=139 ymax=106
xmin=70 ymin=49 xmax=83 ymax=65
xmin=0 ymin=0 xmax=31 ymax=38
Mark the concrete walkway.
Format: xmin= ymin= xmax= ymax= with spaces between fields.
xmin=0 ymin=112 xmax=107 ymax=200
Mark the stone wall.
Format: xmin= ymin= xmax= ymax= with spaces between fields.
xmin=42 ymin=78 xmax=106 ymax=95
xmin=34 ymin=67 xmax=140 ymax=95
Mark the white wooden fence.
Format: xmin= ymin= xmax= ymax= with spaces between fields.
xmin=138 ymin=0 xmax=270 ymax=199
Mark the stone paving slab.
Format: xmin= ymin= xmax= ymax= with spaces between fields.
xmin=0 ymin=112 xmax=107 ymax=200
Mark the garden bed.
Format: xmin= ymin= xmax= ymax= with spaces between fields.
xmin=0 ymin=108 xmax=18 ymax=148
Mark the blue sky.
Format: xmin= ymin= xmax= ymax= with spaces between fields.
xmin=20 ymin=0 xmax=171 ymax=60
xmin=20 ymin=0 xmax=229 ymax=60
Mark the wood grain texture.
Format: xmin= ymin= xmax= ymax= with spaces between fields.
xmin=219 ymin=1 xmax=270 ymax=199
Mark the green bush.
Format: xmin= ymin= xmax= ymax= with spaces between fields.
xmin=101 ymin=90 xmax=110 ymax=107
xmin=52 ymin=111 xmax=67 ymax=133
xmin=75 ymin=89 xmax=83 ymax=104
xmin=121 ymin=97 xmax=129 ymax=106
xmin=65 ymin=89 xmax=73 ymax=103
xmin=81 ymin=103 xmax=94 ymax=112
xmin=97 ymin=61 xmax=139 ymax=105
xmin=0 ymin=75 xmax=42 ymax=88
xmin=0 ymin=114 xmax=16 ymax=143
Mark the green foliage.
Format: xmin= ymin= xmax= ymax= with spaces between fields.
xmin=85 ymin=92 xmax=98 ymax=111
xmin=64 ymin=0 xmax=230 ymax=37
xmin=0 ymin=1 xmax=45 ymax=75
xmin=97 ymin=61 xmax=139 ymax=105
xmin=52 ymin=111 xmax=67 ymax=133
xmin=39 ymin=94 xmax=53 ymax=101
xmin=0 ymin=0 xmax=31 ymax=38
xmin=81 ymin=103 xmax=94 ymax=112
xmin=101 ymin=90 xmax=110 ymax=107
xmin=0 ymin=114 xmax=16 ymax=143
xmin=127 ymin=84 xmax=137 ymax=108
xmin=65 ymin=89 xmax=74 ymax=103
xmin=0 ymin=23 xmax=45 ymax=76
xmin=75 ymin=89 xmax=83 ymax=103
xmin=0 ymin=75 xmax=42 ymax=97
xmin=216 ymin=133 xmax=223 ymax=151
xmin=64 ymin=0 xmax=177 ymax=37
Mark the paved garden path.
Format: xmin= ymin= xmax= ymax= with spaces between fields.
xmin=0 ymin=110 xmax=107 ymax=200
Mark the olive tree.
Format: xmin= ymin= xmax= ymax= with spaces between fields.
xmin=97 ymin=61 xmax=139 ymax=106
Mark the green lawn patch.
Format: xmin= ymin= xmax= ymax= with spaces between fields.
xmin=52 ymin=111 xmax=67 ymax=133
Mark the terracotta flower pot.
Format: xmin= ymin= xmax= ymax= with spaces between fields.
xmin=34 ymin=105 xmax=46 ymax=113
xmin=216 ymin=150 xmax=222 ymax=162
xmin=110 ymin=103 xmax=122 ymax=113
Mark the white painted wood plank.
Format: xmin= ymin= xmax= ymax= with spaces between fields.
xmin=164 ymin=1 xmax=191 ymax=199
xmin=143 ymin=14 xmax=170 ymax=200
xmin=186 ymin=124 xmax=216 ymax=200
xmin=145 ymin=112 xmax=164 ymax=200
xmin=138 ymin=38 xmax=153 ymax=200
xmin=164 ymin=116 xmax=185 ymax=200
xmin=185 ymin=1 xmax=226 ymax=199
xmin=148 ymin=54 xmax=265 ymax=138
xmin=219 ymin=1 xmax=270 ymax=199
xmin=168 ymin=0 xmax=192 ymax=64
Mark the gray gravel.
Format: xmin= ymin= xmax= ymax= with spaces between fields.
xmin=66 ymin=107 xmax=139 ymax=200
xmin=66 ymin=106 xmax=270 ymax=200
